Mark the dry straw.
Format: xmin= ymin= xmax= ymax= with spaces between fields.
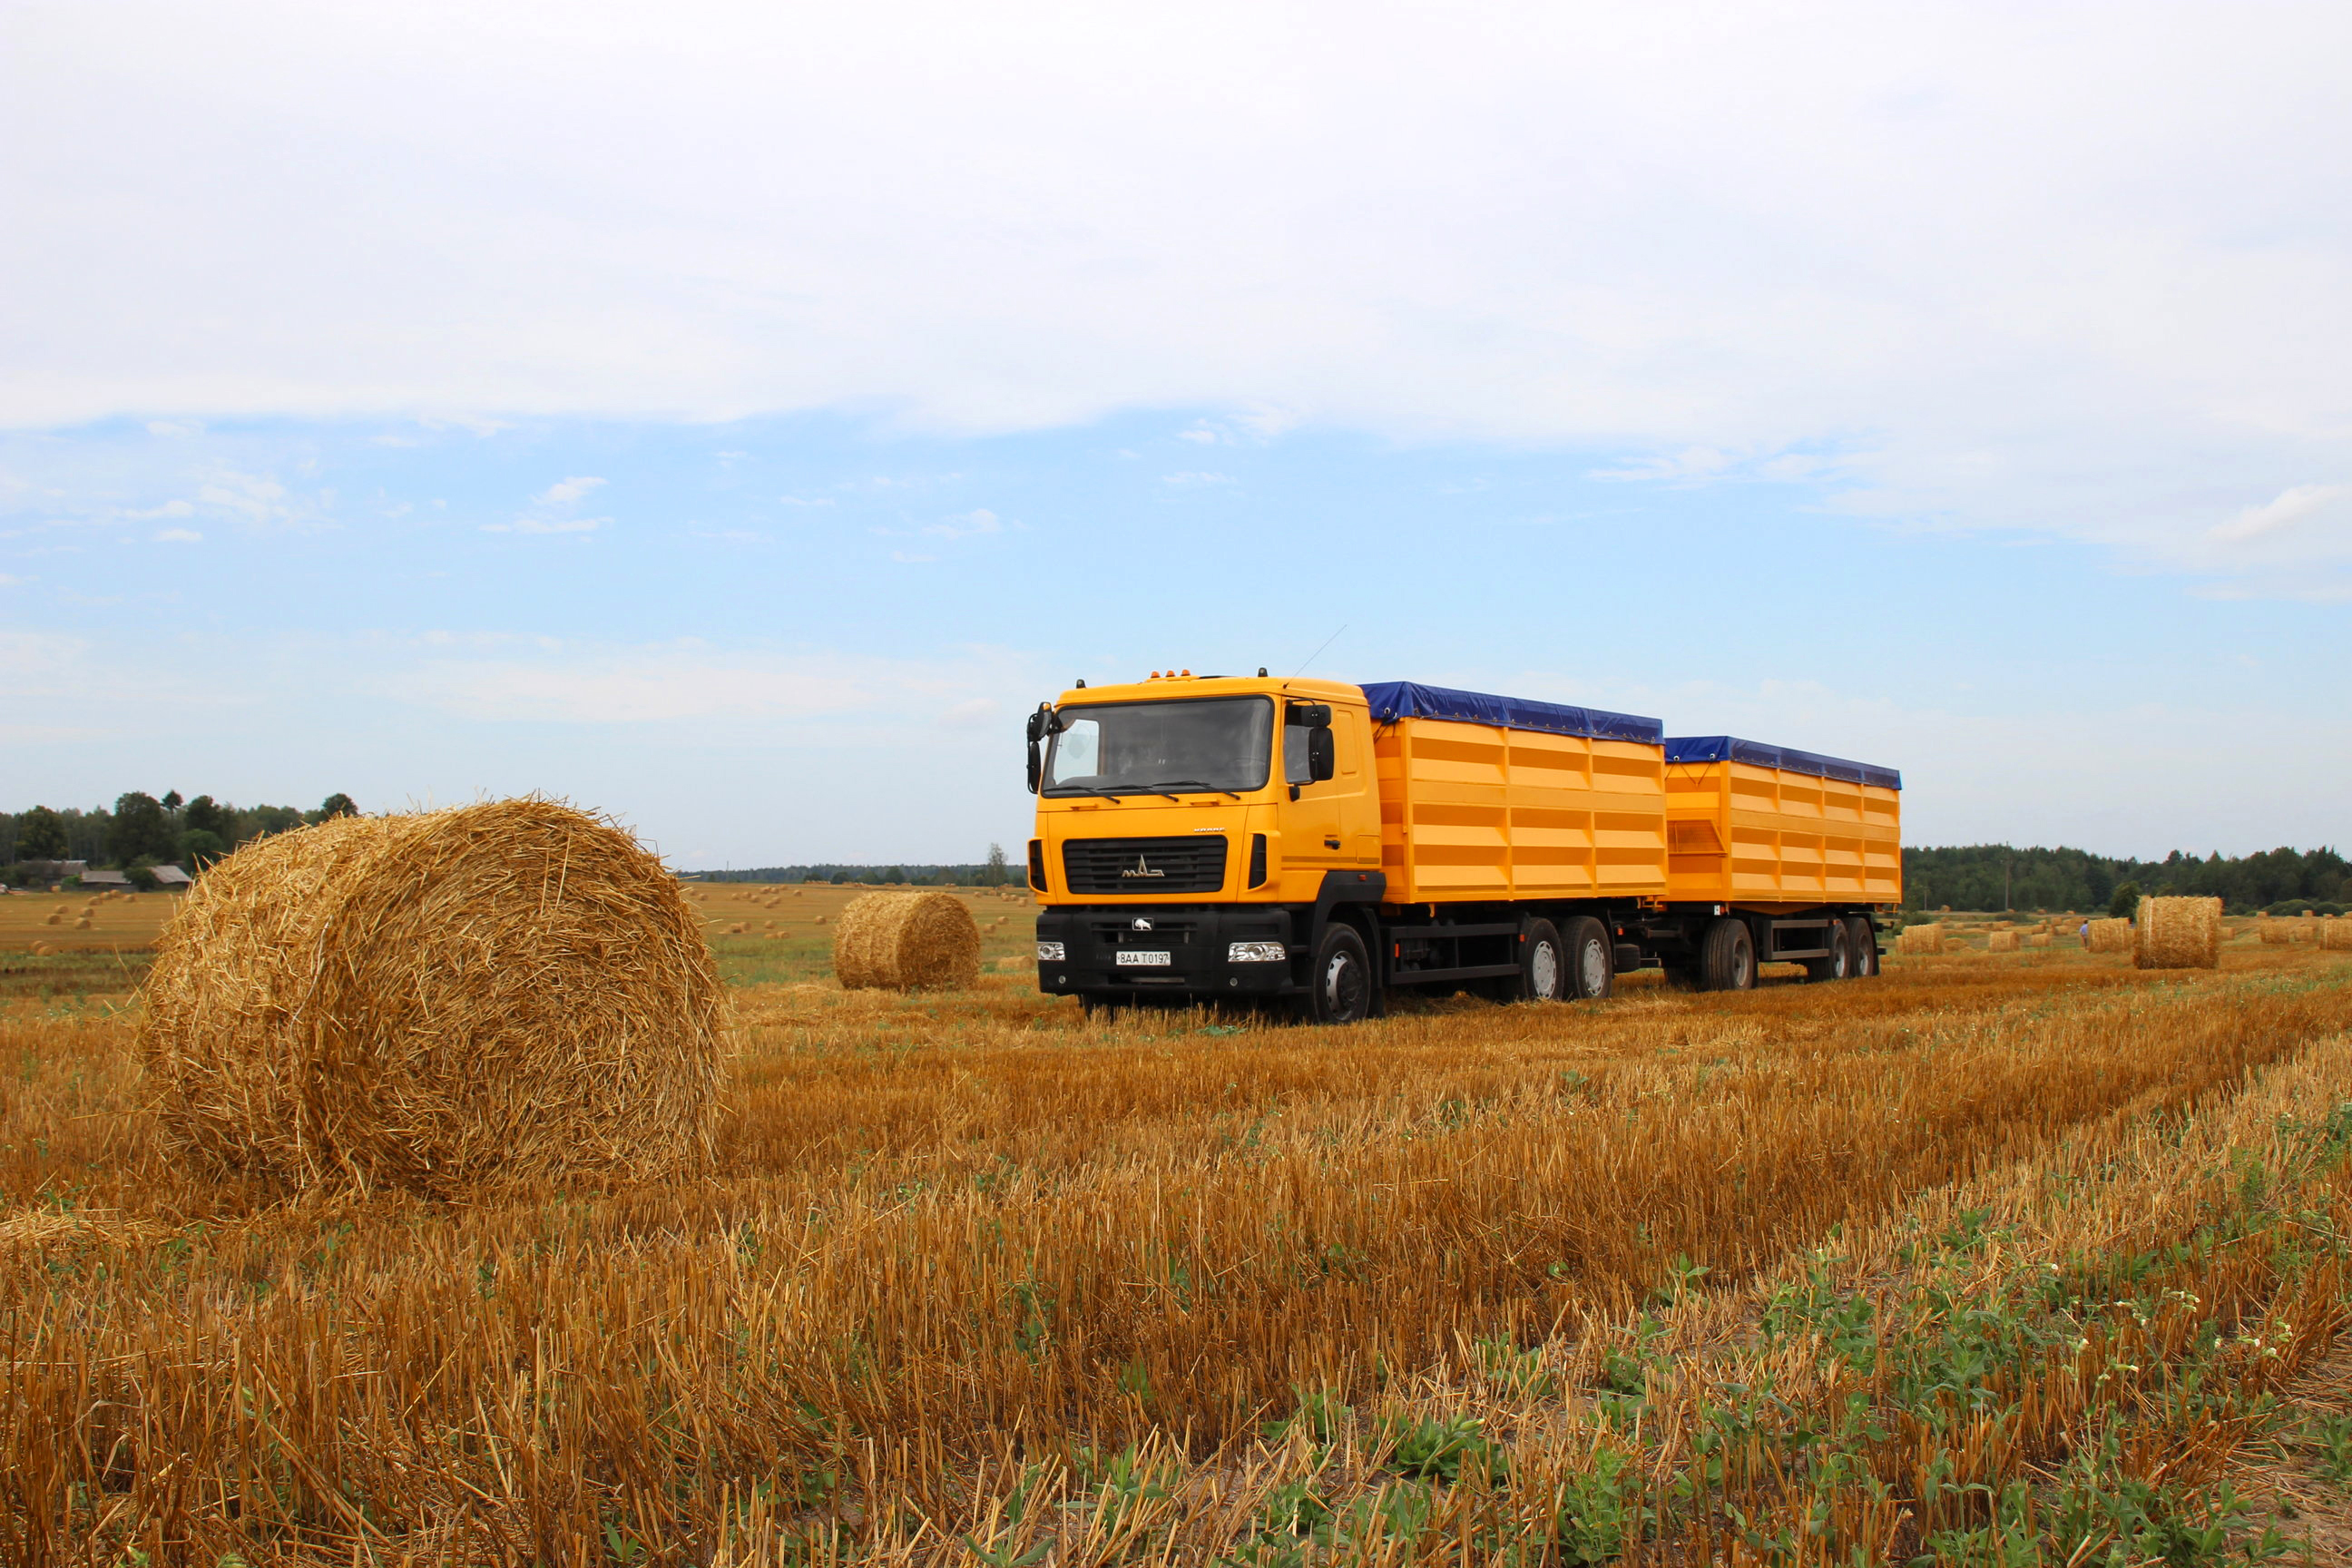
xmin=2259 ymin=917 xmax=2292 ymax=946
xmin=2322 ymin=916 xmax=2352 ymax=952
xmin=1896 ymin=924 xmax=1943 ymax=955
xmin=2135 ymin=895 xmax=2221 ymax=970
xmin=138 ymin=799 xmax=724 ymax=1197
xmin=2084 ymin=918 xmax=2134 ymax=954
xmin=1986 ymin=929 xmax=2020 ymax=952
xmin=833 ymin=890 xmax=981 ymax=991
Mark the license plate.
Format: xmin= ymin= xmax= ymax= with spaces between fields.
xmin=1115 ymin=949 xmax=1172 ymax=967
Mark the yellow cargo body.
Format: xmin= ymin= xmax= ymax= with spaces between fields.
xmin=1663 ymin=740 xmax=1901 ymax=908
xmin=1372 ymin=717 xmax=1669 ymax=903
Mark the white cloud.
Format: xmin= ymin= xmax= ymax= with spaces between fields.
xmin=1588 ymin=446 xmax=1738 ymax=484
xmin=922 ymin=506 xmax=999 ymax=539
xmin=482 ymin=514 xmax=605 ymax=534
xmin=0 ymin=573 xmax=24 ymax=585
xmin=4 ymin=3 xmax=2350 ymax=587
xmin=2209 ymin=484 xmax=2351 ymax=545
xmin=153 ymin=527 xmax=202 ymax=543
xmin=534 ymin=475 xmax=606 ymax=506
xmin=145 ymin=420 xmax=198 ymax=436
xmin=1160 ymin=471 xmax=1232 ymax=486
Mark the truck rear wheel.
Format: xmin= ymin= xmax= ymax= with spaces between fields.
xmin=1563 ymin=916 xmax=1613 ymax=999
xmin=1698 ymin=916 xmax=1757 ymax=992
xmin=1804 ymin=922 xmax=1854 ymax=982
xmin=1521 ymin=920 xmax=1567 ymax=1001
xmin=1307 ymin=924 xmax=1373 ymax=1024
xmin=1845 ymin=916 xmax=1878 ymax=976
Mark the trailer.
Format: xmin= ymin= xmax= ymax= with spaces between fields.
xmin=1025 ymin=672 xmax=1899 ymax=1022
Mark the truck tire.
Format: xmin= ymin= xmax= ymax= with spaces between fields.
xmin=1698 ymin=916 xmax=1757 ymax=992
xmin=1804 ymin=922 xmax=1854 ymax=982
xmin=1307 ymin=923 xmax=1373 ymax=1024
xmin=1845 ymin=916 xmax=1878 ymax=977
xmin=1520 ymin=920 xmax=1567 ymax=1001
xmin=1563 ymin=916 xmax=1613 ymax=999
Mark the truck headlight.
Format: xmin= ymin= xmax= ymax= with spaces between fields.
xmin=1035 ymin=941 xmax=1066 ymax=962
xmin=1228 ymin=942 xmax=1286 ymax=963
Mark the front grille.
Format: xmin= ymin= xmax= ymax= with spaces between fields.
xmin=1062 ymin=836 xmax=1228 ymax=895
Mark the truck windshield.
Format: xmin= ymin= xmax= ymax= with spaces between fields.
xmin=1043 ymin=697 xmax=1274 ymax=796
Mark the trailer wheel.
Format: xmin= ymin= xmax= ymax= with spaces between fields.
xmin=1307 ymin=924 xmax=1373 ymax=1024
xmin=1804 ymin=922 xmax=1854 ymax=982
xmin=1845 ymin=916 xmax=1878 ymax=977
xmin=1698 ymin=916 xmax=1756 ymax=991
xmin=1563 ymin=916 xmax=1613 ymax=999
xmin=1519 ymin=920 xmax=1567 ymax=1001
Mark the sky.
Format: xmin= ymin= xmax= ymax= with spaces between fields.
xmin=4 ymin=0 xmax=2347 ymax=867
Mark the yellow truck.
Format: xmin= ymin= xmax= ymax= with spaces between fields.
xmin=1025 ymin=672 xmax=1901 ymax=1021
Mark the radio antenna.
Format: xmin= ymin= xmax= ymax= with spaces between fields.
xmin=1292 ymin=623 xmax=1348 ymax=677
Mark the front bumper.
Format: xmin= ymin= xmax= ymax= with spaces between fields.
xmin=1034 ymin=905 xmax=1302 ymax=999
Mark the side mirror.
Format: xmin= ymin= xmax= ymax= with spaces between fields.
xmin=1308 ymin=727 xmax=1336 ymax=782
xmin=1025 ymin=705 xmax=1053 ymax=793
xmin=1289 ymin=702 xmax=1332 ymax=729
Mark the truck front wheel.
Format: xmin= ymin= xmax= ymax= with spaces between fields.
xmin=1522 ymin=920 xmax=1567 ymax=1001
xmin=1698 ymin=916 xmax=1757 ymax=992
xmin=1307 ymin=924 xmax=1373 ymax=1024
xmin=1563 ymin=916 xmax=1613 ymax=999
xmin=1845 ymin=916 xmax=1879 ymax=976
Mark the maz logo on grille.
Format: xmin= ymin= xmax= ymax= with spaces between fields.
xmin=1121 ymin=857 xmax=1165 ymax=878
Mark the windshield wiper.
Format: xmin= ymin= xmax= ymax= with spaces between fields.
xmin=1146 ymin=779 xmax=1241 ymax=800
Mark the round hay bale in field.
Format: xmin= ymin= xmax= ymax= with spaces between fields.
xmin=833 ymin=890 xmax=980 ymax=992
xmin=1896 ymin=924 xmax=1943 ymax=955
xmin=2259 ymin=917 xmax=2291 ymax=946
xmin=2135 ymin=896 xmax=2220 ymax=970
xmin=1986 ymin=929 xmax=2020 ymax=952
xmin=137 ymin=799 xmax=723 ymax=1197
xmin=2027 ymin=932 xmax=2051 ymax=947
xmin=2318 ymin=916 xmax=2352 ymax=951
xmin=2084 ymin=917 xmax=2134 ymax=954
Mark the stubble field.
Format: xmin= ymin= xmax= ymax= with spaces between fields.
xmin=5 ymin=898 xmax=2352 ymax=1565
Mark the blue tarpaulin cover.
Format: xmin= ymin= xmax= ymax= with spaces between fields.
xmin=1357 ymin=681 xmax=1664 ymax=745
xmin=1664 ymin=735 xmax=1902 ymax=792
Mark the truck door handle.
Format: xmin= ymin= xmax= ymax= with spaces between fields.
xmin=1324 ymin=836 xmax=1341 ymax=848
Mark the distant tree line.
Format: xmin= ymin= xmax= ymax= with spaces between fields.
xmin=691 ymin=844 xmax=1019 ymax=887
xmin=1904 ymin=843 xmax=2347 ymax=916
xmin=1 ymin=791 xmax=358 ymax=887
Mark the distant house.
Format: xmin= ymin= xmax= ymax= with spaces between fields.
xmin=151 ymin=865 xmax=193 ymax=887
xmin=80 ymin=868 xmax=132 ymax=887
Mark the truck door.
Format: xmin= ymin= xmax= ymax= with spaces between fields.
xmin=1281 ymin=702 xmax=1382 ymax=878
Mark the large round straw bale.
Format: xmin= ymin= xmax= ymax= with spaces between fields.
xmin=2259 ymin=916 xmax=2291 ymax=946
xmin=833 ymin=890 xmax=980 ymax=991
xmin=2135 ymin=895 xmax=2220 ymax=970
xmin=2320 ymin=916 xmax=2352 ymax=952
xmin=137 ymin=799 xmax=723 ymax=1196
xmin=1986 ymin=929 xmax=2019 ymax=952
xmin=1896 ymin=924 xmax=1942 ymax=955
xmin=2084 ymin=917 xmax=2134 ymax=954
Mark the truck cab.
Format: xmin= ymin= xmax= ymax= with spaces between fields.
xmin=1026 ymin=672 xmax=1387 ymax=1016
